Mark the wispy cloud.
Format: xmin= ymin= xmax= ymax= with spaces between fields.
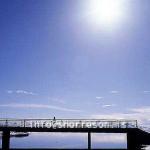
xmin=16 ymin=90 xmax=37 ymax=95
xmin=90 ymin=106 xmax=150 ymax=126
xmin=143 ymin=91 xmax=150 ymax=93
xmin=6 ymin=90 xmax=37 ymax=96
xmin=110 ymin=90 xmax=119 ymax=94
xmin=7 ymin=90 xmax=13 ymax=94
xmin=131 ymin=107 xmax=150 ymax=113
xmin=102 ymin=104 xmax=116 ymax=108
xmin=50 ymin=98 xmax=66 ymax=104
xmin=0 ymin=103 xmax=82 ymax=112
xmin=90 ymin=113 xmax=139 ymax=122
xmin=96 ymin=96 xmax=104 ymax=100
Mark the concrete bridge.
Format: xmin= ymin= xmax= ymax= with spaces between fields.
xmin=0 ymin=119 xmax=150 ymax=150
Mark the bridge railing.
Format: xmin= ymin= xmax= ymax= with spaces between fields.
xmin=0 ymin=119 xmax=138 ymax=129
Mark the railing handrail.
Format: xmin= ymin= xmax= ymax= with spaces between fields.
xmin=0 ymin=118 xmax=137 ymax=122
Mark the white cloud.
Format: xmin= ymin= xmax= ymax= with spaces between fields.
xmin=96 ymin=96 xmax=104 ymax=100
xmin=0 ymin=103 xmax=82 ymax=112
xmin=102 ymin=104 xmax=116 ymax=108
xmin=16 ymin=90 xmax=37 ymax=95
xmin=6 ymin=90 xmax=37 ymax=95
xmin=110 ymin=90 xmax=119 ymax=94
xmin=131 ymin=107 xmax=150 ymax=113
xmin=90 ymin=113 xmax=136 ymax=120
xmin=145 ymin=146 xmax=150 ymax=150
xmin=90 ymin=106 xmax=150 ymax=126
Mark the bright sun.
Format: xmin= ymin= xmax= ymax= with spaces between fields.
xmin=87 ymin=0 xmax=123 ymax=27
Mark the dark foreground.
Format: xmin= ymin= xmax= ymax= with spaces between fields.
xmin=0 ymin=149 xmax=127 ymax=150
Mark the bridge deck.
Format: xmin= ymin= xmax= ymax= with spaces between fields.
xmin=0 ymin=127 xmax=139 ymax=133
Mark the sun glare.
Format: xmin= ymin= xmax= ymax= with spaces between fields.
xmin=87 ymin=0 xmax=124 ymax=27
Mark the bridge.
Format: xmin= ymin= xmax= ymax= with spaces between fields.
xmin=0 ymin=118 xmax=150 ymax=150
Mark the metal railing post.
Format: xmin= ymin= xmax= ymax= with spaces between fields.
xmin=136 ymin=120 xmax=138 ymax=128
xmin=24 ymin=120 xmax=26 ymax=128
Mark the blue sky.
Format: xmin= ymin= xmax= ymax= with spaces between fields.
xmin=0 ymin=0 xmax=150 ymax=123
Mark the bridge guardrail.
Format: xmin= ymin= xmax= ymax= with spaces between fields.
xmin=0 ymin=119 xmax=138 ymax=129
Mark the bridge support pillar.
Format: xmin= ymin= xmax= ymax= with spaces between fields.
xmin=2 ymin=130 xmax=10 ymax=150
xmin=127 ymin=132 xmax=138 ymax=150
xmin=88 ymin=132 xmax=91 ymax=150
